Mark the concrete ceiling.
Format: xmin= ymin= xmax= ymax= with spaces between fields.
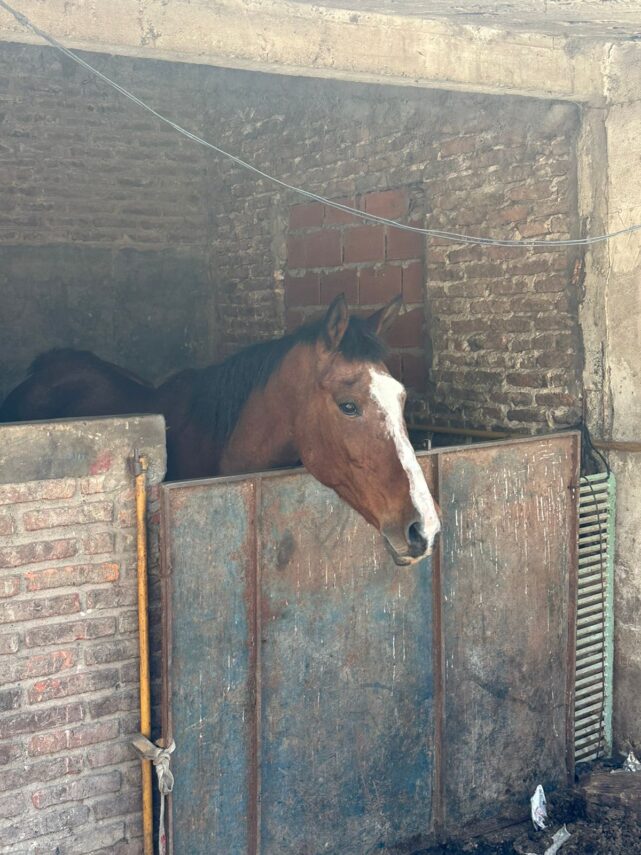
xmin=1 ymin=0 xmax=640 ymax=105
xmin=291 ymin=0 xmax=641 ymax=39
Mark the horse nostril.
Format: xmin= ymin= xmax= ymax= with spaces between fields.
xmin=407 ymin=522 xmax=428 ymax=556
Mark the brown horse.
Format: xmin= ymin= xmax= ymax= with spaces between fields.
xmin=0 ymin=295 xmax=440 ymax=564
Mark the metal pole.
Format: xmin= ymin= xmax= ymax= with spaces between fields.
xmin=408 ymin=421 xmax=641 ymax=452
xmin=407 ymin=422 xmax=516 ymax=440
xmin=134 ymin=453 xmax=153 ymax=855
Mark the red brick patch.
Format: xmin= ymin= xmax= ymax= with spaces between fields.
xmin=386 ymin=227 xmax=424 ymax=261
xmin=320 ymin=268 xmax=358 ymax=304
xmin=401 ymin=262 xmax=424 ymax=304
xmin=324 ymin=197 xmax=359 ymax=225
xmin=402 ymin=354 xmax=428 ymax=390
xmin=344 ymin=225 xmax=385 ymax=264
xmin=284 ymin=272 xmax=320 ymax=307
xmin=363 ymin=189 xmax=408 ymax=220
xmin=358 ymin=265 xmax=402 ymax=305
xmin=289 ymin=202 xmax=324 ymax=230
xmin=288 ymin=230 xmax=342 ymax=268
xmin=386 ymin=307 xmax=425 ymax=349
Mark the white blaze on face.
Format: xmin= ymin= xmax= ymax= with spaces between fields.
xmin=368 ymin=369 xmax=441 ymax=549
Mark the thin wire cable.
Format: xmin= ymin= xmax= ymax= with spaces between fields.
xmin=2 ymin=0 xmax=641 ymax=248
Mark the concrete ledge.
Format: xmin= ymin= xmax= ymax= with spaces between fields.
xmin=0 ymin=415 xmax=167 ymax=486
xmin=0 ymin=0 xmax=606 ymax=103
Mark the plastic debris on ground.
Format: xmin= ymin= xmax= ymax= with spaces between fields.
xmin=622 ymin=750 xmax=641 ymax=773
xmin=530 ymin=784 xmax=547 ymax=830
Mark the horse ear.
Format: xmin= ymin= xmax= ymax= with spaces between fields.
xmin=367 ymin=294 xmax=403 ymax=336
xmin=320 ymin=294 xmax=350 ymax=352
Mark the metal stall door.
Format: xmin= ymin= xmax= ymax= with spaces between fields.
xmin=161 ymin=433 xmax=578 ymax=853
xmin=161 ymin=466 xmax=436 ymax=855
xmin=436 ymin=435 xmax=578 ymax=832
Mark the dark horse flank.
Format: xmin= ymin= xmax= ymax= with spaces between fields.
xmin=0 ymin=295 xmax=440 ymax=564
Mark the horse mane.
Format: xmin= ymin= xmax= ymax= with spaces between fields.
xmin=190 ymin=315 xmax=388 ymax=443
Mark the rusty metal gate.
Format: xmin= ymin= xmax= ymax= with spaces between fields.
xmin=160 ymin=434 xmax=578 ymax=854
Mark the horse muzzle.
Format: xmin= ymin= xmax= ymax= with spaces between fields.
xmin=382 ymin=520 xmax=439 ymax=566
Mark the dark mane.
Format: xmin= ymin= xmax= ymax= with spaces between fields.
xmin=190 ymin=315 xmax=388 ymax=443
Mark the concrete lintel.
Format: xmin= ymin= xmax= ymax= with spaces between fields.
xmin=0 ymin=0 xmax=606 ymax=104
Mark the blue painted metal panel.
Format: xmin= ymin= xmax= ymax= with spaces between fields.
xmin=438 ymin=436 xmax=578 ymax=830
xmin=161 ymin=480 xmax=256 ymax=855
xmin=161 ymin=435 xmax=579 ymax=852
xmin=162 ymin=465 xmax=435 ymax=854
xmin=258 ymin=472 xmax=434 ymax=853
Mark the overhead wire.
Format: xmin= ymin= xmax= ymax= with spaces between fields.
xmin=2 ymin=0 xmax=641 ymax=248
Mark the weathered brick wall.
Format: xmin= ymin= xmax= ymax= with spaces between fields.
xmin=0 ymin=44 xmax=216 ymax=400
xmin=194 ymin=69 xmax=582 ymax=430
xmin=0 ymin=43 xmax=581 ymax=431
xmin=0 ymin=417 xmax=165 ymax=854
xmin=285 ymin=189 xmax=427 ymax=391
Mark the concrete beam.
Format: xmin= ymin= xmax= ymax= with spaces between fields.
xmin=0 ymin=0 xmax=606 ymax=103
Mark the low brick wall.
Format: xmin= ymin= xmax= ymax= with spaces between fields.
xmin=0 ymin=417 xmax=165 ymax=854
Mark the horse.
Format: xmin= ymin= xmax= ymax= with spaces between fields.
xmin=0 ymin=294 xmax=440 ymax=564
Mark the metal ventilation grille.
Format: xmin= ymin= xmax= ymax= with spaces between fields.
xmin=574 ymin=472 xmax=615 ymax=763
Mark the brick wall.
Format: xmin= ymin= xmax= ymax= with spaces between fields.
xmin=0 ymin=44 xmax=216 ymax=400
xmin=285 ymin=189 xmax=427 ymax=391
xmin=201 ymin=70 xmax=582 ymax=431
xmin=0 ymin=43 xmax=582 ymax=432
xmin=0 ymin=417 xmax=165 ymax=854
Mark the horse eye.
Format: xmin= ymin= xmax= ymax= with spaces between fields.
xmin=338 ymin=401 xmax=360 ymax=417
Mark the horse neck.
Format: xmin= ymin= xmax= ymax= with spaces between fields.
xmin=218 ymin=345 xmax=309 ymax=475
xmin=155 ymin=370 xmax=196 ymax=423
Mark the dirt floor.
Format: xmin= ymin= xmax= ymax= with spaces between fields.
xmin=414 ymin=768 xmax=641 ymax=855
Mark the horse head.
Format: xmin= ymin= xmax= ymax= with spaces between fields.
xmin=288 ymin=294 xmax=440 ymax=565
